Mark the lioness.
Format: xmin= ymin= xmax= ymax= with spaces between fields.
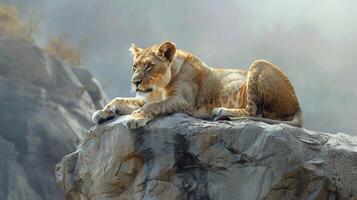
xmin=92 ymin=41 xmax=303 ymax=129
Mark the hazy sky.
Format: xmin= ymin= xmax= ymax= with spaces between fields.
xmin=2 ymin=0 xmax=357 ymax=135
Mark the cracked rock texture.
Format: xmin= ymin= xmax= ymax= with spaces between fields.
xmin=56 ymin=114 xmax=357 ymax=200
xmin=0 ymin=38 xmax=107 ymax=200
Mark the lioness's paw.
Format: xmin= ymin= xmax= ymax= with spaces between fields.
xmin=122 ymin=112 xmax=151 ymax=129
xmin=212 ymin=108 xmax=231 ymax=121
xmin=104 ymin=103 xmax=129 ymax=115
xmin=92 ymin=110 xmax=115 ymax=124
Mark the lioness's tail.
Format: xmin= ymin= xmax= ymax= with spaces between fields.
xmin=229 ymin=110 xmax=304 ymax=128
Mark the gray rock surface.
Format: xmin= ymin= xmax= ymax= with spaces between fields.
xmin=0 ymin=38 xmax=107 ymax=200
xmin=56 ymin=114 xmax=357 ymax=200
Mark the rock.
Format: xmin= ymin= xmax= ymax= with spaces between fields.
xmin=0 ymin=37 xmax=108 ymax=200
xmin=56 ymin=114 xmax=357 ymax=200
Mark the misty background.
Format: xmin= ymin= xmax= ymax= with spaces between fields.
xmin=2 ymin=0 xmax=357 ymax=135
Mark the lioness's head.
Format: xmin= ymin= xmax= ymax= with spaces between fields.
xmin=129 ymin=41 xmax=176 ymax=95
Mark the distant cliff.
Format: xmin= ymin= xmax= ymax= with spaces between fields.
xmin=0 ymin=37 xmax=107 ymax=200
xmin=56 ymin=114 xmax=357 ymax=200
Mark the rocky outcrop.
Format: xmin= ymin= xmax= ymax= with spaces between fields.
xmin=56 ymin=114 xmax=357 ymax=200
xmin=0 ymin=38 xmax=107 ymax=200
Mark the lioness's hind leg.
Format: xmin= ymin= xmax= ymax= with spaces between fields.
xmin=212 ymin=86 xmax=258 ymax=120
xmin=213 ymin=60 xmax=265 ymax=120
xmin=212 ymin=103 xmax=257 ymax=120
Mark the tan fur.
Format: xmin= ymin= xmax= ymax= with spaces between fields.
xmin=92 ymin=41 xmax=303 ymax=129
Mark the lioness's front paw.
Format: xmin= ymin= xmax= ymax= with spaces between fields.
xmin=212 ymin=107 xmax=231 ymax=121
xmin=92 ymin=110 xmax=115 ymax=124
xmin=122 ymin=112 xmax=151 ymax=129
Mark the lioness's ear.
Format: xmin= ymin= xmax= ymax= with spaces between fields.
xmin=156 ymin=41 xmax=176 ymax=62
xmin=129 ymin=43 xmax=142 ymax=57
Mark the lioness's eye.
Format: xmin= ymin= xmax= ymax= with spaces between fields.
xmin=146 ymin=63 xmax=154 ymax=71
xmin=132 ymin=64 xmax=137 ymax=71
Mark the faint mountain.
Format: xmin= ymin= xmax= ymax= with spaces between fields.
xmin=0 ymin=37 xmax=107 ymax=200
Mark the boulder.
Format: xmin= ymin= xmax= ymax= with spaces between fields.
xmin=56 ymin=114 xmax=357 ymax=200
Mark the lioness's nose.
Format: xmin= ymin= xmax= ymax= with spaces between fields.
xmin=132 ymin=79 xmax=143 ymax=86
